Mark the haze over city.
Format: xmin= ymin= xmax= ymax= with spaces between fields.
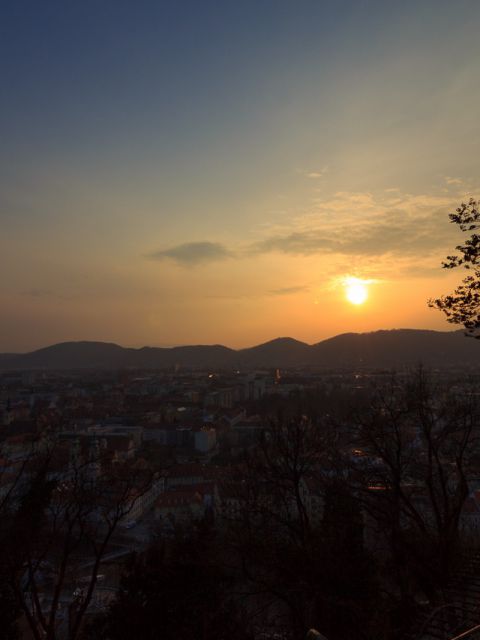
xmin=2 ymin=0 xmax=479 ymax=352
xmin=4 ymin=4 xmax=480 ymax=640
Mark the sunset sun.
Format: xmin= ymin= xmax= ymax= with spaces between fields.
xmin=345 ymin=278 xmax=369 ymax=305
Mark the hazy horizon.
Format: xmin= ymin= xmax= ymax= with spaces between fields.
xmin=2 ymin=1 xmax=479 ymax=351
xmin=1 ymin=326 xmax=464 ymax=355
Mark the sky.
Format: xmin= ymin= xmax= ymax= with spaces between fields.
xmin=1 ymin=0 xmax=480 ymax=351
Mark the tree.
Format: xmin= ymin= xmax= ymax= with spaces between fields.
xmin=351 ymin=369 xmax=479 ymax=611
xmin=84 ymin=533 xmax=253 ymax=640
xmin=0 ymin=437 xmax=48 ymax=640
xmin=1 ymin=443 xmax=153 ymax=640
xmin=222 ymin=417 xmax=381 ymax=640
xmin=429 ymin=198 xmax=480 ymax=337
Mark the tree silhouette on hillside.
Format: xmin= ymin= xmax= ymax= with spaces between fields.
xmin=430 ymin=198 xmax=480 ymax=337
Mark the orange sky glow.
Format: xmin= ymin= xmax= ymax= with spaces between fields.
xmin=1 ymin=2 xmax=479 ymax=351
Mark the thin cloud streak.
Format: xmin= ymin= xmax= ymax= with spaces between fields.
xmin=269 ymin=285 xmax=309 ymax=296
xmin=148 ymin=241 xmax=232 ymax=266
xmin=251 ymin=191 xmax=464 ymax=258
xmin=145 ymin=191 xmax=470 ymax=272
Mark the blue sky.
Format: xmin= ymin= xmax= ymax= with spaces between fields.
xmin=1 ymin=0 xmax=479 ymax=350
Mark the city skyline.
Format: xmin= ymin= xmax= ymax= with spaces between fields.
xmin=2 ymin=1 xmax=480 ymax=351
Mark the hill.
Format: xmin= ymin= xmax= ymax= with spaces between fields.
xmin=0 ymin=330 xmax=478 ymax=370
xmin=310 ymin=329 xmax=477 ymax=368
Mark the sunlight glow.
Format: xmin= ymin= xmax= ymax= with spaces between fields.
xmin=345 ymin=278 xmax=369 ymax=305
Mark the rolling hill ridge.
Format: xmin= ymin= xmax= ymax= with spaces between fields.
xmin=0 ymin=329 xmax=478 ymax=370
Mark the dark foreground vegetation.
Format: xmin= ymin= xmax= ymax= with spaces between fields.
xmin=1 ymin=368 xmax=480 ymax=640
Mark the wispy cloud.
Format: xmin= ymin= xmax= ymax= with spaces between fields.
xmin=146 ymin=189 xmax=469 ymax=278
xmin=252 ymin=191 xmax=457 ymax=259
xmin=444 ymin=176 xmax=464 ymax=186
xmin=303 ymin=166 xmax=328 ymax=179
xmin=148 ymin=241 xmax=232 ymax=266
xmin=269 ymin=285 xmax=309 ymax=296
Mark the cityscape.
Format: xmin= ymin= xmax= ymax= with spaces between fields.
xmin=2 ymin=1 xmax=480 ymax=639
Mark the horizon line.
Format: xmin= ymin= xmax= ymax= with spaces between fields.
xmin=1 ymin=327 xmax=462 ymax=356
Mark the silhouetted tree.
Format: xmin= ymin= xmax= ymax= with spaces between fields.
xmin=320 ymin=481 xmax=379 ymax=639
xmin=224 ymin=417 xmax=382 ymax=640
xmin=244 ymin=417 xmax=328 ymax=544
xmin=351 ymin=369 xmax=479 ymax=615
xmin=1 ymin=445 xmax=153 ymax=640
xmin=429 ymin=198 xmax=480 ymax=337
xmin=0 ymin=439 xmax=51 ymax=639
xmin=85 ymin=533 xmax=253 ymax=640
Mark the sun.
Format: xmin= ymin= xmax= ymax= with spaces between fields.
xmin=345 ymin=278 xmax=368 ymax=305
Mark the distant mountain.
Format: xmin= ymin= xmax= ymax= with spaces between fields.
xmin=310 ymin=329 xmax=478 ymax=368
xmin=135 ymin=344 xmax=236 ymax=369
xmin=0 ymin=330 xmax=478 ymax=371
xmin=2 ymin=341 xmax=136 ymax=370
xmin=0 ymin=341 xmax=237 ymax=371
xmin=238 ymin=337 xmax=311 ymax=367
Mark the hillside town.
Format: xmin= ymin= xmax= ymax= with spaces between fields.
xmin=2 ymin=364 xmax=480 ymax=639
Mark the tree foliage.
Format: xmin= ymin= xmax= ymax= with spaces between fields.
xmin=351 ymin=368 xmax=479 ymax=619
xmin=83 ymin=533 xmax=253 ymax=640
xmin=224 ymin=417 xmax=382 ymax=640
xmin=429 ymin=198 xmax=480 ymax=337
xmin=0 ymin=442 xmax=153 ymax=640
